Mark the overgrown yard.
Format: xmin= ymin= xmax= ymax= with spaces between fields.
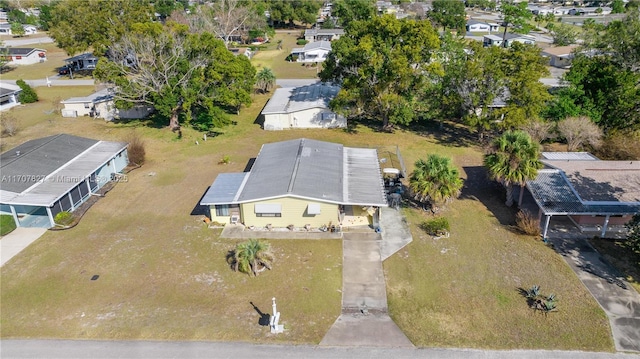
xmin=0 ymin=85 xmax=614 ymax=350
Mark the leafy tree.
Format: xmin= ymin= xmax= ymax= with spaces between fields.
xmin=38 ymin=2 xmax=56 ymax=31
xmin=8 ymin=9 xmax=26 ymax=24
xmin=484 ymin=130 xmax=542 ymax=207
xmin=95 ymin=24 xmax=255 ymax=133
xmin=153 ymin=0 xmax=181 ymax=20
xmin=0 ymin=42 xmax=8 ymax=71
xmin=10 ymin=22 xmax=24 ymax=37
xmin=49 ymin=0 xmax=153 ymax=55
xmin=542 ymin=86 xmax=598 ymax=122
xmin=429 ymin=0 xmax=466 ymax=33
xmin=255 ymin=67 xmax=276 ymax=93
xmin=331 ymin=0 xmax=376 ymax=28
xmin=500 ymin=1 xmax=533 ymax=46
xmin=266 ymin=0 xmax=321 ymax=27
xmin=625 ymin=213 xmax=640 ymax=252
xmin=319 ymin=15 xmax=441 ymax=130
xmin=552 ymin=23 xmax=578 ymax=45
xmin=563 ymin=54 xmax=640 ymax=132
xmin=409 ymin=154 xmax=463 ymax=209
xmin=16 ymin=79 xmax=38 ymax=103
xmin=557 ymin=116 xmax=603 ymax=151
xmin=498 ymin=43 xmax=551 ymax=128
xmin=612 ymin=0 xmax=625 ymax=13
xmin=226 ymin=239 xmax=274 ymax=277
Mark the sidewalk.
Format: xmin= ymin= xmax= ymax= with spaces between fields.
xmin=1 ymin=227 xmax=47 ymax=266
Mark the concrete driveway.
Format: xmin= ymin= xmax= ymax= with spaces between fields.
xmin=549 ymin=234 xmax=640 ymax=353
xmin=1 ymin=227 xmax=47 ymax=267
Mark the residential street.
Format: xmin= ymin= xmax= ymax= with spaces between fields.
xmin=2 ymin=340 xmax=639 ymax=359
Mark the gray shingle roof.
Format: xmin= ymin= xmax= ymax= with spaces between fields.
xmin=0 ymin=47 xmax=43 ymax=56
xmin=202 ymin=138 xmax=387 ymax=207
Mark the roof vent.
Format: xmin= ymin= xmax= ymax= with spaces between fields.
xmin=16 ymin=150 xmax=20 ymax=156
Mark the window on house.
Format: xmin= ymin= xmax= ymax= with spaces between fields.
xmin=84 ymin=103 xmax=90 ymax=109
xmin=216 ymin=205 xmax=230 ymax=216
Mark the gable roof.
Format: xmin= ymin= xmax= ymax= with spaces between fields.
xmin=261 ymin=83 xmax=339 ymax=115
xmin=542 ymin=45 xmax=578 ymax=57
xmin=0 ymin=47 xmax=45 ymax=56
xmin=305 ymin=28 xmax=345 ymax=36
xmin=201 ymin=138 xmax=387 ymax=207
xmin=65 ymin=52 xmax=98 ymax=62
xmin=467 ymin=19 xmax=489 ymax=26
xmin=61 ymin=89 xmax=113 ymax=105
xmin=0 ymin=134 xmax=127 ymax=206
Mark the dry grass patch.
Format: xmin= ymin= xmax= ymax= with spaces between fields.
xmin=1 ymin=43 xmax=69 ymax=80
xmin=385 ymin=201 xmax=614 ymax=351
xmin=251 ymin=32 xmax=321 ymax=80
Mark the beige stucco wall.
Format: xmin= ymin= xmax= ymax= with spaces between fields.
xmin=241 ymin=197 xmax=339 ymax=228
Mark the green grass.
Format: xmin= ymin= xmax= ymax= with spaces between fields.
xmin=0 ymin=85 xmax=615 ymax=350
xmin=251 ymin=31 xmax=321 ymax=80
xmin=1 ymin=214 xmax=17 ymax=236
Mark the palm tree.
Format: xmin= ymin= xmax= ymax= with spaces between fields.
xmin=484 ymin=130 xmax=542 ymax=207
xmin=255 ymin=67 xmax=276 ymax=94
xmin=409 ymin=154 xmax=463 ymax=211
xmin=226 ymin=239 xmax=274 ymax=277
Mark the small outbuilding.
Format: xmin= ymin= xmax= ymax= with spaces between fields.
xmin=261 ymin=82 xmax=345 ymax=130
xmin=0 ymin=134 xmax=129 ymax=228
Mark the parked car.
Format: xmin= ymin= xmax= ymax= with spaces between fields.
xmin=58 ymin=66 xmax=70 ymax=75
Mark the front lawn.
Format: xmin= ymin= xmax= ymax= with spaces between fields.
xmin=251 ymin=31 xmax=321 ymax=80
xmin=1 ymin=214 xmax=17 ymax=236
xmin=0 ymin=86 xmax=614 ymax=349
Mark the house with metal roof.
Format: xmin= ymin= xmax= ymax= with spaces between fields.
xmin=261 ymin=82 xmax=345 ymax=130
xmin=466 ymin=19 xmax=499 ymax=33
xmin=290 ymin=41 xmax=332 ymax=63
xmin=0 ymin=83 xmax=22 ymax=111
xmin=0 ymin=134 xmax=129 ymax=228
xmin=526 ymin=152 xmax=640 ymax=239
xmin=60 ymin=88 xmax=154 ymax=121
xmin=200 ymin=138 xmax=388 ymax=229
xmin=304 ymin=28 xmax=345 ymax=42
xmin=0 ymin=47 xmax=47 ymax=65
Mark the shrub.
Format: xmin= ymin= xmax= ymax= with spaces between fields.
xmin=1 ymin=114 xmax=19 ymax=136
xmin=0 ymin=214 xmax=17 ymax=236
xmin=557 ymin=116 xmax=602 ymax=151
xmin=16 ymin=79 xmax=38 ymax=103
xmin=296 ymin=39 xmax=308 ymax=45
xmin=420 ymin=217 xmax=450 ymax=236
xmin=595 ymin=130 xmax=640 ymax=160
xmin=54 ymin=211 xmax=74 ymax=226
xmin=516 ymin=210 xmax=541 ymax=236
xmin=219 ymin=155 xmax=231 ymax=164
xmin=625 ymin=213 xmax=640 ymax=252
xmin=124 ymin=132 xmax=146 ymax=166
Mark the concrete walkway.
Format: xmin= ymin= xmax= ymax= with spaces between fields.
xmin=379 ymin=207 xmax=413 ymax=261
xmin=548 ymin=224 xmax=640 ymax=353
xmin=1 ymin=227 xmax=47 ymax=267
xmin=320 ymin=234 xmax=413 ymax=347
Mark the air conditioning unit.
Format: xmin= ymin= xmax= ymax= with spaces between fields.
xmin=230 ymin=215 xmax=240 ymax=224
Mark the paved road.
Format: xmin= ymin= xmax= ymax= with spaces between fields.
xmin=1 ymin=35 xmax=54 ymax=46
xmin=2 ymin=340 xmax=638 ymax=359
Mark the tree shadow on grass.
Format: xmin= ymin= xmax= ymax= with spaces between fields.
xmin=461 ymin=166 xmax=519 ymax=227
xmin=250 ymin=301 xmax=271 ymax=326
xmin=409 ymin=120 xmax=479 ymax=148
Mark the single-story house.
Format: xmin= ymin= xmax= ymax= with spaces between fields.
xmin=483 ymin=33 xmax=535 ymax=47
xmin=0 ymin=83 xmax=21 ymax=111
xmin=261 ymin=82 xmax=346 ymax=130
xmin=0 ymin=23 xmax=10 ymax=34
xmin=290 ymin=41 xmax=332 ymax=63
xmin=200 ymin=138 xmax=388 ymax=229
xmin=542 ymin=45 xmax=578 ymax=68
xmin=60 ymin=88 xmax=154 ymax=121
xmin=229 ymin=47 xmax=253 ymax=59
xmin=0 ymin=47 xmax=46 ymax=65
xmin=304 ymin=28 xmax=345 ymax=42
xmin=526 ymin=152 xmax=640 ymax=239
xmin=64 ymin=52 xmax=98 ymax=71
xmin=466 ymin=19 xmax=498 ymax=33
xmin=0 ymin=134 xmax=129 ymax=228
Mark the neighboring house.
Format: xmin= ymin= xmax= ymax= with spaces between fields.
xmin=304 ymin=28 xmax=345 ymax=42
xmin=229 ymin=47 xmax=253 ymax=59
xmin=22 ymin=25 xmax=37 ymax=35
xmin=466 ymin=19 xmax=491 ymax=32
xmin=0 ymin=24 xmax=38 ymax=35
xmin=0 ymin=47 xmax=46 ymax=65
xmin=0 ymin=83 xmax=21 ymax=111
xmin=542 ymin=45 xmax=578 ymax=68
xmin=64 ymin=52 xmax=98 ymax=71
xmin=200 ymin=138 xmax=388 ymax=229
xmin=569 ymin=7 xmax=612 ymax=15
xmin=0 ymin=134 xmax=129 ymax=228
xmin=261 ymin=82 xmax=346 ymax=130
xmin=290 ymin=41 xmax=332 ymax=63
xmin=526 ymin=152 xmax=640 ymax=239
xmin=483 ymin=33 xmax=535 ymax=47
xmin=60 ymin=88 xmax=154 ymax=121
xmin=0 ymin=23 xmax=10 ymax=34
